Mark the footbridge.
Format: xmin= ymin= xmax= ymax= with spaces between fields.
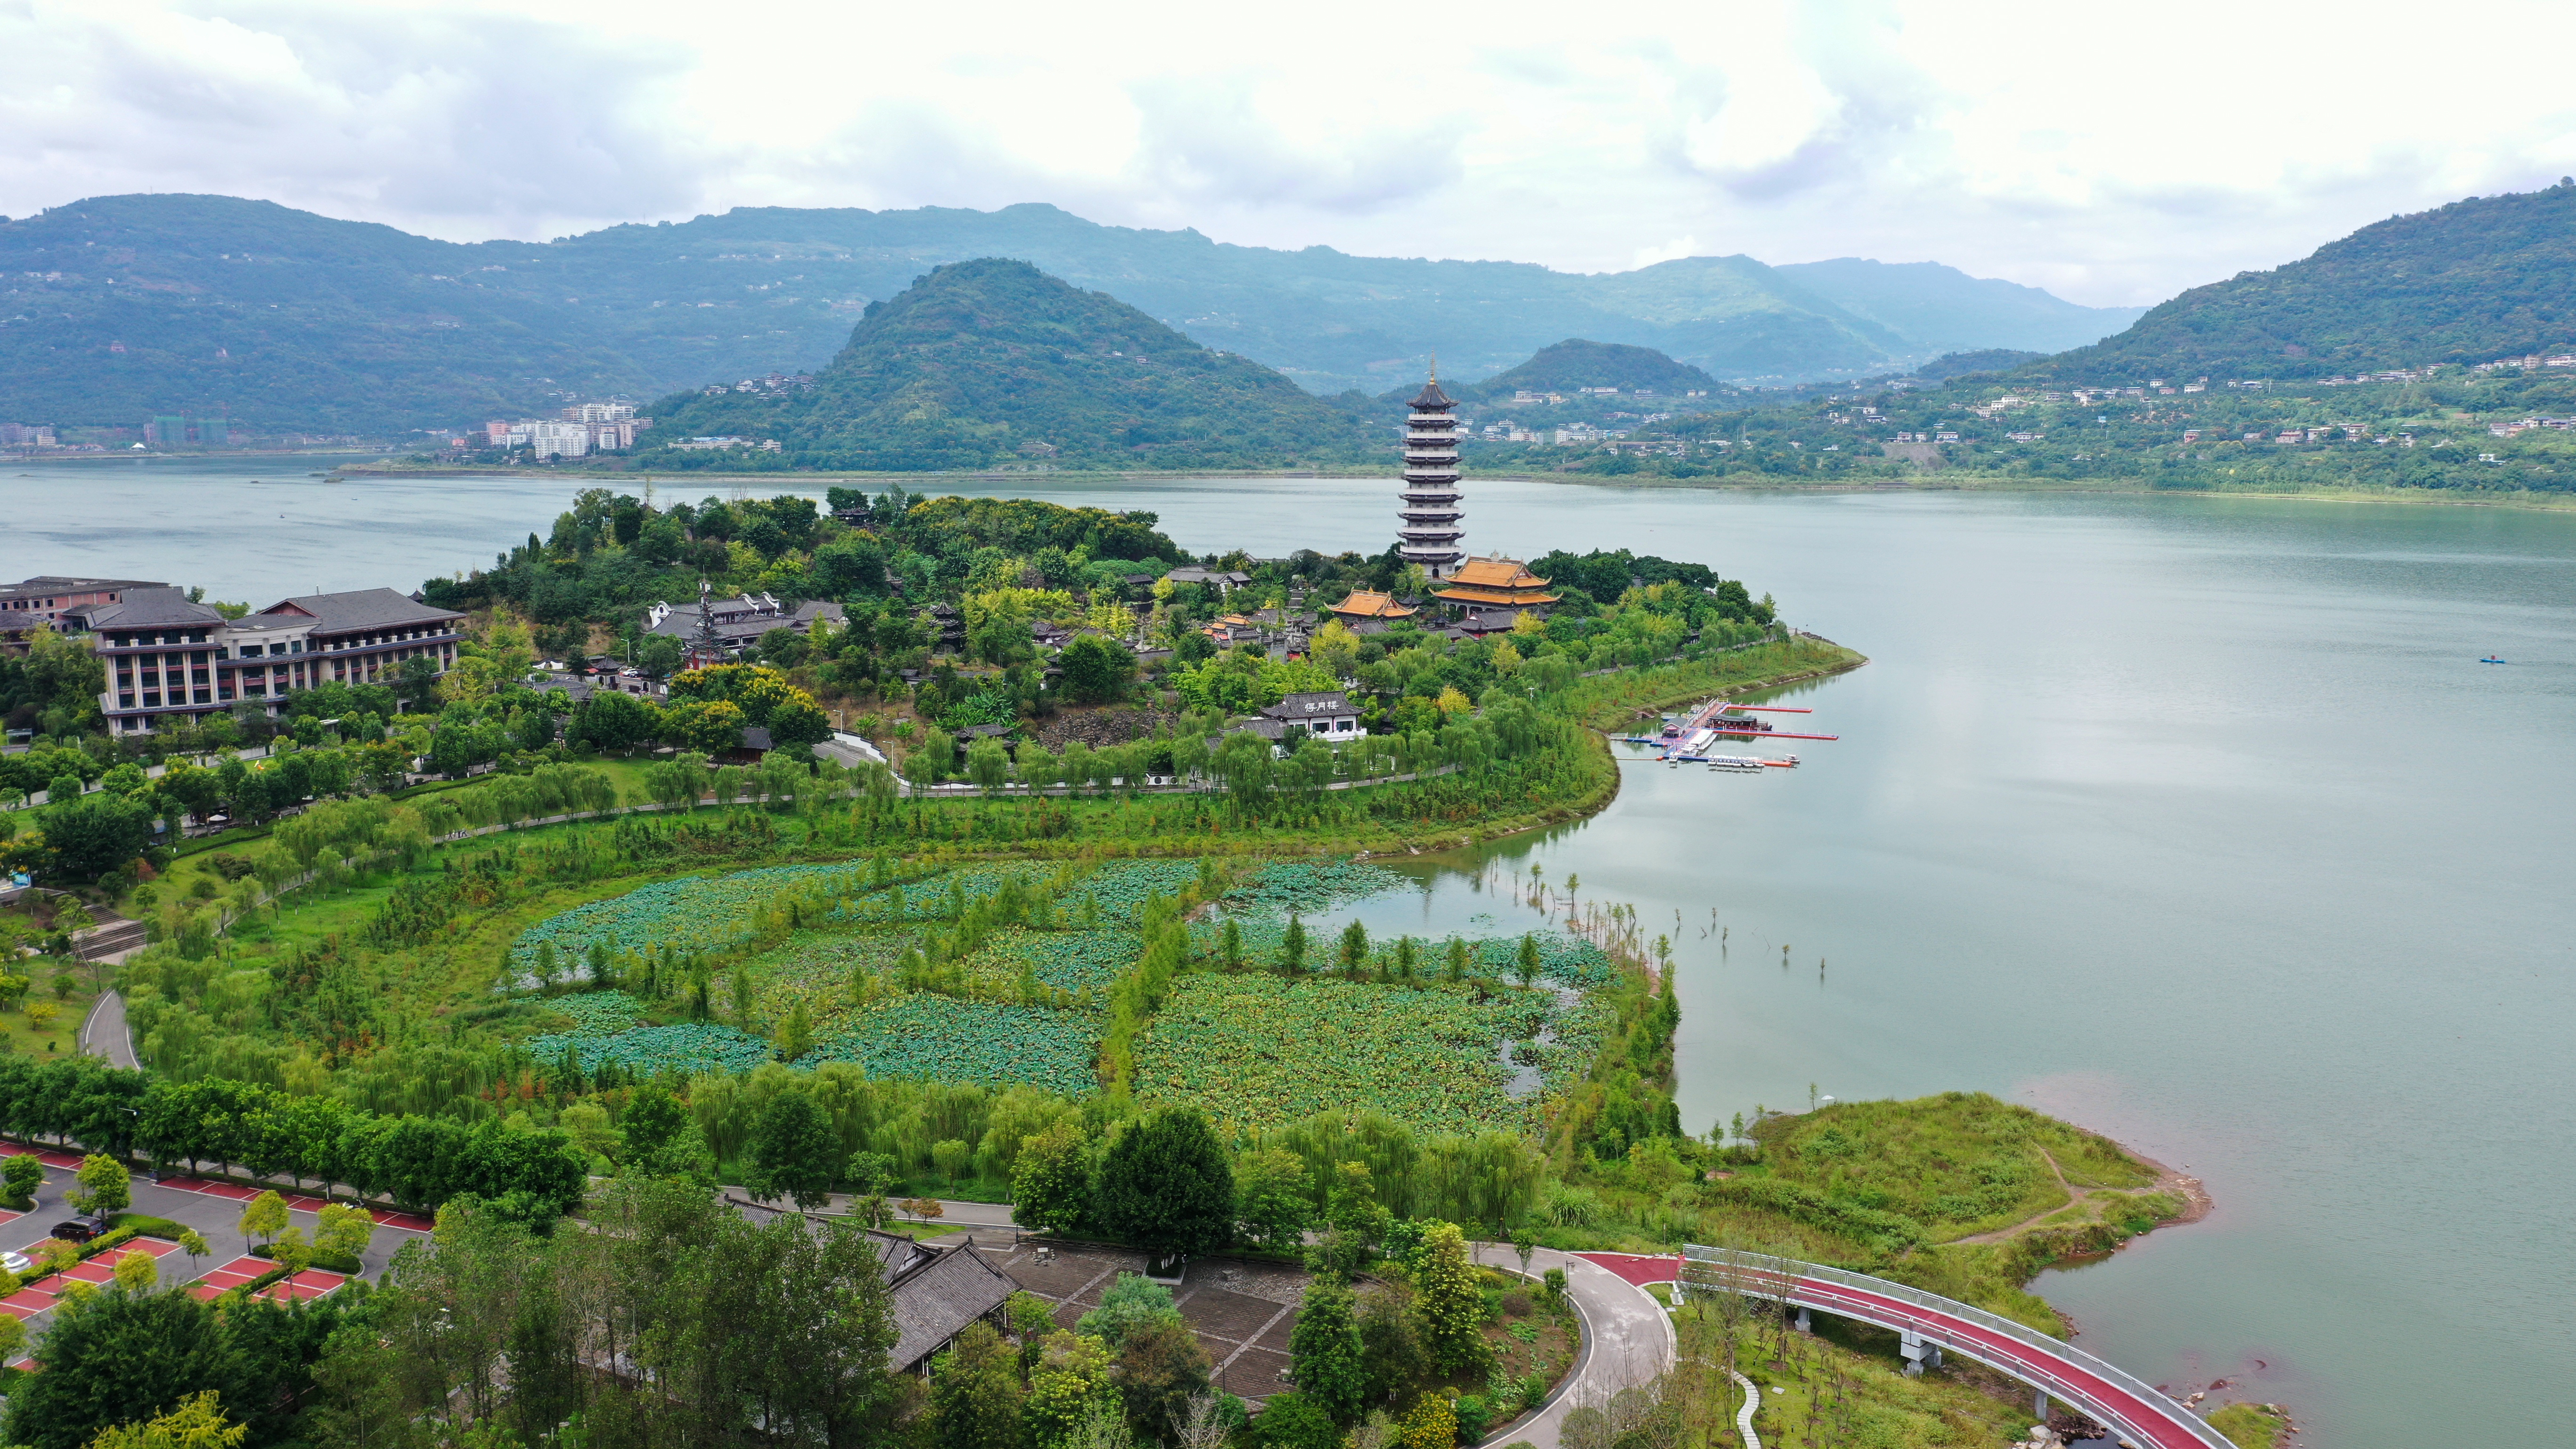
xmin=1672 ymin=1246 xmax=2230 ymax=1449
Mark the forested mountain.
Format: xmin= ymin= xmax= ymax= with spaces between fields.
xmin=1776 ymin=258 xmax=2144 ymax=357
xmin=640 ymin=259 xmax=1369 ymax=471
xmin=0 ymin=194 xmax=2137 ymax=432
xmin=1465 ymin=339 xmax=1719 ymax=397
xmin=2021 ymin=181 xmax=2576 ymax=381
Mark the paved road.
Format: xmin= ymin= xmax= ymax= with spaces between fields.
xmin=76 ymin=991 xmax=137 ymax=1069
xmin=1472 ymin=1244 xmax=1676 ymax=1449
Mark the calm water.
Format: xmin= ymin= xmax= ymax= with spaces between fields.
xmin=11 ymin=459 xmax=2575 ymax=1446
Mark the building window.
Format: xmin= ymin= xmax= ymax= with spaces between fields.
xmin=118 ymin=694 xmax=134 ymax=709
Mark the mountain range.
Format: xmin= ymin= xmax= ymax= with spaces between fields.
xmin=0 ymin=194 xmax=2143 ymax=431
xmin=2020 ymin=181 xmax=2576 ymax=382
xmin=644 ymin=259 xmax=1366 ymax=472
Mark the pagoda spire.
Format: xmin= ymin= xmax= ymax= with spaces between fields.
xmin=1397 ymin=367 xmax=1464 ymax=580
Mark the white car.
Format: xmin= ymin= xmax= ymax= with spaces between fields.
xmin=1 ymin=1251 xmax=29 ymax=1276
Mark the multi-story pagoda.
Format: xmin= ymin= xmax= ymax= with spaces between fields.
xmin=1398 ymin=374 xmax=1465 ymax=580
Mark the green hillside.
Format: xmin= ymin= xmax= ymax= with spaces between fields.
xmin=0 ymin=194 xmax=2141 ymax=434
xmin=637 ymin=258 xmax=1372 ymax=471
xmin=1467 ymin=339 xmax=1719 ymax=397
xmin=2024 ymin=180 xmax=2576 ymax=381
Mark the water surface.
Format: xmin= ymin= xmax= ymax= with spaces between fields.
xmin=10 ymin=461 xmax=2571 ymax=1447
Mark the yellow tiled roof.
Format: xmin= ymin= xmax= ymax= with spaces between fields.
xmin=1328 ymin=589 xmax=1416 ymax=620
xmin=1444 ymin=557 xmax=1550 ymax=590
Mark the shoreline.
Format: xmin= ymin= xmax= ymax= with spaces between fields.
xmin=314 ymin=458 xmax=2576 ymax=515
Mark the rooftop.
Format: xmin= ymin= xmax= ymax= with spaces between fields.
xmin=245 ymin=588 xmax=466 ymax=635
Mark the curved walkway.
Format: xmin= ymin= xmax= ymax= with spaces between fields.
xmin=1620 ymin=1248 xmax=2231 ymax=1449
xmin=1469 ymin=1243 xmax=1675 ymax=1449
xmin=76 ymin=990 xmax=137 ymax=1069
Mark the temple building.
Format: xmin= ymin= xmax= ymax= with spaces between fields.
xmin=1323 ymin=589 xmax=1417 ymax=632
xmin=1433 ymin=556 xmax=1560 ymax=625
xmin=1398 ymin=376 xmax=1465 ymax=579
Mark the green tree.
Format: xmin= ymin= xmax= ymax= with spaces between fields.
xmin=1025 ymin=1331 xmax=1119 ymax=1449
xmin=1514 ymin=933 xmax=1543 ymax=988
xmin=1055 ymin=636 xmax=1136 ymax=706
xmin=1279 ymin=915 xmax=1306 ymax=974
xmin=236 ymin=1191 xmax=287 ymax=1249
xmin=1285 ymin=1279 xmax=1367 ymax=1424
xmin=1336 ymin=919 xmax=1368 ymax=975
xmin=1249 ymin=1393 xmax=1337 ymax=1449
xmin=42 ymin=793 xmax=153 ymax=883
xmin=313 ymin=1204 xmax=373 ymax=1264
xmin=5 ymin=1288 xmax=243 ymax=1449
xmin=933 ymin=1321 xmax=1027 ymax=1449
xmin=1232 ymin=1147 xmax=1311 ymax=1252
xmin=778 ymin=998 xmax=814 ymax=1063
xmin=966 ymin=736 xmax=1013 ymax=797
xmin=111 ymin=1248 xmax=158 ymax=1293
xmin=1409 ymin=1221 xmax=1490 ymax=1375
xmin=79 ymin=1389 xmax=245 ymax=1449
xmin=1444 ymin=935 xmax=1469 ymax=981
xmin=1112 ymin=1320 xmax=1210 ymax=1443
xmin=932 ymin=1138 xmax=974 ymax=1187
xmin=1074 ymin=1272 xmax=1180 ymax=1349
xmin=1094 ymin=1109 xmax=1234 ymax=1256
xmin=1219 ymin=918 xmax=1243 ymax=970
xmin=746 ymin=1090 xmax=839 ymax=1210
xmin=2 ymin=1153 xmax=44 ymax=1207
xmin=1012 ymin=1118 xmax=1091 ymax=1236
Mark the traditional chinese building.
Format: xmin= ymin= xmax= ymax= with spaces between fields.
xmin=1432 ymin=552 xmax=1546 ymax=613
xmin=1399 ymin=375 xmax=1465 ymax=579
xmin=1324 ymin=589 xmax=1417 ymax=631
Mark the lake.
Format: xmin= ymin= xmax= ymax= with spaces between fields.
xmin=10 ymin=457 xmax=2574 ymax=1447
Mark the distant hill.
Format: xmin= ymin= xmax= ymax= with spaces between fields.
xmin=0 ymin=195 xmax=2148 ymax=432
xmin=1467 ymin=339 xmax=1719 ymax=398
xmin=641 ymin=258 xmax=1367 ymax=471
xmin=1777 ymin=258 xmax=2144 ymax=356
xmin=1914 ymin=349 xmax=2047 ymax=381
xmin=2023 ymin=181 xmax=2576 ymax=381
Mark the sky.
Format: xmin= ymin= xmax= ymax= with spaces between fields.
xmin=6 ymin=0 xmax=2575 ymax=308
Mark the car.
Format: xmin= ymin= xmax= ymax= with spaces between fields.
xmin=49 ymin=1220 xmax=99 ymax=1244
xmin=0 ymin=1251 xmax=27 ymax=1276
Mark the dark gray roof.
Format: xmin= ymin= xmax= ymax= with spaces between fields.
xmin=1410 ymin=379 xmax=1454 ymax=411
xmin=3 ymin=576 xmax=166 ymax=597
xmin=80 ymin=588 xmax=226 ymax=630
xmin=723 ymin=1195 xmax=1015 ymax=1371
xmin=1260 ymin=691 xmax=1356 ymax=721
xmin=248 ymin=588 xmax=463 ymax=635
xmin=739 ymin=725 xmax=775 ymax=751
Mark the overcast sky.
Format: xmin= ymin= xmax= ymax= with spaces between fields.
xmin=8 ymin=0 xmax=2574 ymax=307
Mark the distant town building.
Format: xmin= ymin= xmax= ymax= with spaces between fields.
xmin=1325 ymin=589 xmax=1417 ymax=628
xmin=1398 ymin=376 xmax=1465 ymax=580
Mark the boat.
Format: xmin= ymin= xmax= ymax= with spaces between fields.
xmin=1704 ymin=755 xmax=1764 ymax=772
xmin=2480 ymin=656 xmax=2506 ymax=664
xmin=1761 ymin=756 xmax=1800 ymax=768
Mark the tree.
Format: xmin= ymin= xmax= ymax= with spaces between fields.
xmin=637 ymin=633 xmax=685 ymax=679
xmin=313 ymin=1204 xmax=373 ymax=1263
xmin=904 ymin=728 xmax=954 ymax=794
xmin=778 ymin=999 xmax=814 ymax=1063
xmin=1055 ymin=636 xmax=1136 ymax=705
xmin=393 ymin=655 xmax=443 ymax=714
xmin=79 ymin=1390 xmax=245 ymax=1449
xmin=1444 ymin=936 xmax=1469 ymax=982
xmin=933 ymin=1321 xmax=1027 ymax=1449
xmin=42 ymin=793 xmax=153 ymax=883
xmin=932 ymin=1137 xmax=974 ymax=1187
xmin=1336 ymin=919 xmax=1368 ymax=975
xmin=1249 ymin=1393 xmax=1337 ymax=1449
xmin=1094 ymin=1109 xmax=1234 ymax=1256
xmin=236 ymin=1191 xmax=287 ymax=1249
xmin=1409 ymin=1221 xmax=1490 ymax=1375
xmin=1074 ymin=1272 xmax=1180 ymax=1348
xmin=5 ymin=1288 xmax=243 ymax=1449
xmin=746 ymin=1089 xmax=838 ymax=1209
xmin=1114 ymin=1319 xmax=1211 ymax=1442
xmin=1515 ymin=933 xmax=1543 ymax=988
xmin=270 ymin=1227 xmax=314 ymax=1290
xmin=1232 ymin=1148 xmax=1310 ymax=1252
xmin=1013 ymin=1118 xmax=1091 ymax=1236
xmin=112 ymin=1247 xmax=158 ymax=1293
xmin=572 ymin=690 xmax=662 ymax=752
xmin=1285 ymin=1280 xmax=1366 ymax=1424
xmin=1026 ymin=1331 xmax=1119 ymax=1449
xmin=2 ymin=1153 xmax=44 ymax=1207
xmin=966 ymin=736 xmax=1013 ymax=797
xmin=1279 ymin=915 xmax=1307 ymax=974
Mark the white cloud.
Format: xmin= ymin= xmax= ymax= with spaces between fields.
xmin=2 ymin=0 xmax=2573 ymax=306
